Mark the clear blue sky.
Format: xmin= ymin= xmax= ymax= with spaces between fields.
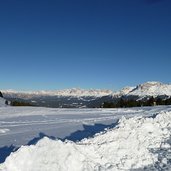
xmin=0 ymin=0 xmax=171 ymax=90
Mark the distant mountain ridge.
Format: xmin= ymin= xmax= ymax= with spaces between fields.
xmin=2 ymin=88 xmax=113 ymax=98
xmin=1 ymin=81 xmax=171 ymax=108
xmin=2 ymin=88 xmax=113 ymax=108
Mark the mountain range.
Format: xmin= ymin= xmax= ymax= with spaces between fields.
xmin=1 ymin=81 xmax=171 ymax=108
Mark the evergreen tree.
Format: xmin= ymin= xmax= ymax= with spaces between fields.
xmin=11 ymin=101 xmax=34 ymax=106
xmin=5 ymin=100 xmax=8 ymax=105
xmin=117 ymin=98 xmax=125 ymax=108
xmin=147 ymin=97 xmax=155 ymax=106
xmin=156 ymin=98 xmax=163 ymax=105
xmin=102 ymin=96 xmax=171 ymax=109
xmin=165 ymin=97 xmax=171 ymax=105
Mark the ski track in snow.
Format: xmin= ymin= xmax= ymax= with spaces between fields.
xmin=0 ymin=106 xmax=171 ymax=170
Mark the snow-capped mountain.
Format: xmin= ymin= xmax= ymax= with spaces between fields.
xmin=2 ymin=88 xmax=113 ymax=108
xmin=1 ymin=81 xmax=171 ymax=108
xmin=2 ymin=88 xmax=113 ymax=98
xmin=112 ymin=86 xmax=135 ymax=97
xmin=3 ymin=81 xmax=171 ymax=99
xmin=125 ymin=81 xmax=171 ymax=97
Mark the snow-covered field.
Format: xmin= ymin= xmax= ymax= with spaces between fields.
xmin=1 ymin=106 xmax=171 ymax=170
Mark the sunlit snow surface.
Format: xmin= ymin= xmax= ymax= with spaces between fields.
xmin=1 ymin=106 xmax=171 ymax=170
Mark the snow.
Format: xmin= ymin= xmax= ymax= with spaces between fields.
xmin=1 ymin=106 xmax=170 ymax=148
xmin=0 ymin=129 xmax=9 ymax=134
xmin=1 ymin=106 xmax=171 ymax=170
xmin=0 ymin=97 xmax=6 ymax=107
xmin=0 ymin=107 xmax=153 ymax=148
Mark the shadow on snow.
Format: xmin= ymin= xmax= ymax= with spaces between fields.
xmin=0 ymin=120 xmax=119 ymax=164
xmin=0 ymin=145 xmax=18 ymax=164
xmin=63 ymin=120 xmax=119 ymax=142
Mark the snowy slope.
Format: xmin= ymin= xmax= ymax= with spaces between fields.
xmin=1 ymin=108 xmax=171 ymax=171
xmin=0 ymin=106 xmax=160 ymax=148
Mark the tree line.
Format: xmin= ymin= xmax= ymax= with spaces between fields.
xmin=10 ymin=101 xmax=35 ymax=106
xmin=102 ymin=97 xmax=171 ymax=108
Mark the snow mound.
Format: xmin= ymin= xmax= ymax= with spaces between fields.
xmin=1 ymin=111 xmax=171 ymax=171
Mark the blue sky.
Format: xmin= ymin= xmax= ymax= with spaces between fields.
xmin=0 ymin=0 xmax=171 ymax=90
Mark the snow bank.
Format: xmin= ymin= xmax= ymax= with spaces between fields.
xmin=1 ymin=111 xmax=171 ymax=171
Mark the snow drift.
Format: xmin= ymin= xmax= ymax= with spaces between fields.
xmin=1 ymin=111 xmax=171 ymax=171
